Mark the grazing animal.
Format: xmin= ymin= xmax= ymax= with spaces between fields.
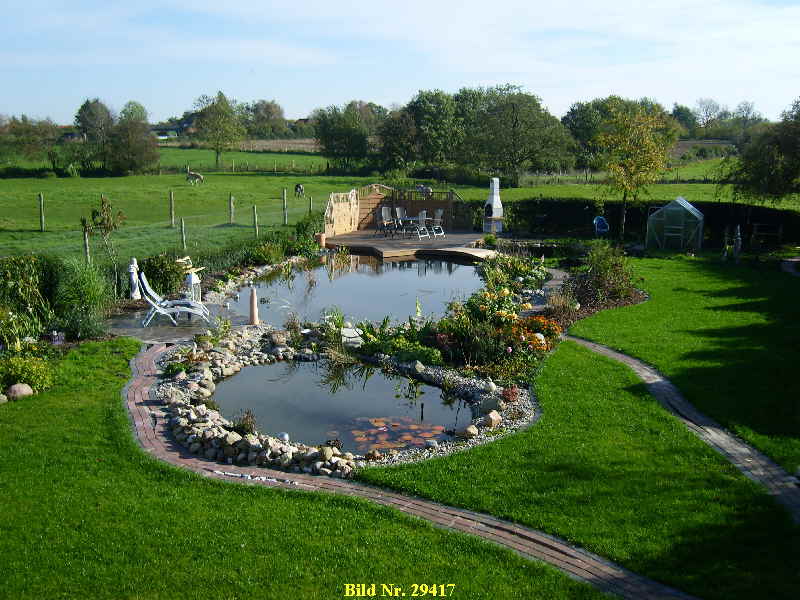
xmin=294 ymin=183 xmax=305 ymax=197
xmin=186 ymin=169 xmax=204 ymax=185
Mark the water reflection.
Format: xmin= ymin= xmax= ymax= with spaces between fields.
xmin=226 ymin=257 xmax=482 ymax=325
xmin=213 ymin=358 xmax=475 ymax=453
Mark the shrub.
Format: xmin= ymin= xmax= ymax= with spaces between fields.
xmin=141 ymin=254 xmax=185 ymax=296
xmin=390 ymin=338 xmax=443 ymax=366
xmin=0 ymin=255 xmax=54 ymax=348
xmin=284 ymin=236 xmax=318 ymax=258
xmin=483 ymin=233 xmax=497 ymax=248
xmin=545 ymin=289 xmax=580 ymax=326
xmin=53 ymin=258 xmax=111 ymax=341
xmin=0 ymin=355 xmax=54 ymax=393
xmin=570 ymin=240 xmax=636 ymax=306
xmin=248 ymin=241 xmax=286 ymax=266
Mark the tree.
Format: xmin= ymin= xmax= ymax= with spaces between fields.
xmin=671 ymin=103 xmax=698 ymax=136
xmin=376 ymin=108 xmax=417 ymax=171
xmin=75 ymin=99 xmax=114 ymax=170
xmin=407 ymin=90 xmax=460 ymax=169
xmin=722 ymin=98 xmax=800 ymax=202
xmin=469 ymin=87 xmax=574 ymax=185
xmin=194 ymin=92 xmax=245 ymax=168
xmin=311 ymin=104 xmax=368 ymax=170
xmin=108 ymin=101 xmax=159 ymax=174
xmin=344 ymin=100 xmax=388 ymax=136
xmin=695 ymin=98 xmax=725 ymax=129
xmin=243 ymin=99 xmax=288 ymax=139
xmin=596 ymin=99 xmax=676 ymax=240
xmin=2 ymin=115 xmax=60 ymax=169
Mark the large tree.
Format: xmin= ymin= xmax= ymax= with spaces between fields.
xmin=344 ymin=100 xmax=388 ymax=136
xmin=194 ymin=92 xmax=245 ymax=168
xmin=376 ymin=108 xmax=417 ymax=171
xmin=243 ymin=99 xmax=288 ymax=139
xmin=1 ymin=115 xmax=60 ymax=169
xmin=407 ymin=90 xmax=460 ymax=169
xmin=722 ymin=98 xmax=800 ymax=202
xmin=596 ymin=99 xmax=677 ymax=239
xmin=468 ymin=86 xmax=574 ymax=185
xmin=108 ymin=101 xmax=159 ymax=174
xmin=75 ymin=98 xmax=114 ymax=170
xmin=671 ymin=103 xmax=698 ymax=136
xmin=312 ymin=103 xmax=368 ymax=170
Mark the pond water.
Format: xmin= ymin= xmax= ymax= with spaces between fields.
xmin=225 ymin=255 xmax=482 ymax=325
xmin=213 ymin=360 xmax=476 ymax=453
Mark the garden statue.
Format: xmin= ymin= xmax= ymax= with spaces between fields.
xmin=128 ymin=257 xmax=141 ymax=300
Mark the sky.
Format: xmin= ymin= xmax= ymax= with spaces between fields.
xmin=2 ymin=0 xmax=799 ymax=125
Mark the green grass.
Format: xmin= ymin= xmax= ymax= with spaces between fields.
xmin=157 ymin=146 xmax=327 ymax=172
xmin=569 ymin=256 xmax=800 ymax=471
xmin=0 ymin=173 xmax=373 ymax=258
xmin=359 ymin=341 xmax=800 ymax=600
xmin=0 ymin=338 xmax=605 ymax=599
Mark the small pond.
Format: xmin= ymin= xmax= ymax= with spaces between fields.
xmin=213 ymin=360 xmax=476 ymax=453
xmin=225 ymin=255 xmax=482 ymax=324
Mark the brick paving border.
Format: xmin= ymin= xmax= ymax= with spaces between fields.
xmin=566 ymin=335 xmax=800 ymax=525
xmin=124 ymin=343 xmax=697 ymax=600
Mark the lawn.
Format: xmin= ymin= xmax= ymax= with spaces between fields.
xmin=359 ymin=340 xmax=800 ymax=600
xmin=569 ymin=255 xmax=800 ymax=472
xmin=0 ymin=338 xmax=604 ymax=600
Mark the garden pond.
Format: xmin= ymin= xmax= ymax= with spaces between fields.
xmin=224 ymin=255 xmax=483 ymax=324
xmin=212 ymin=359 xmax=477 ymax=453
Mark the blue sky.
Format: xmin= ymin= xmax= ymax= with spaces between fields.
xmin=2 ymin=0 xmax=799 ymax=124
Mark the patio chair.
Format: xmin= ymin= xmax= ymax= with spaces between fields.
xmin=394 ymin=206 xmax=409 ymax=237
xmin=139 ymin=272 xmax=210 ymax=327
xmin=376 ymin=206 xmax=396 ymax=237
xmin=431 ymin=208 xmax=445 ymax=237
xmin=593 ymin=216 xmax=610 ymax=237
xmin=409 ymin=210 xmax=430 ymax=240
xmin=141 ymin=292 xmax=210 ymax=327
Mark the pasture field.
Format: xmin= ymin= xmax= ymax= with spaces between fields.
xmin=156 ymin=147 xmax=327 ymax=173
xmin=0 ymin=174 xmax=371 ymax=259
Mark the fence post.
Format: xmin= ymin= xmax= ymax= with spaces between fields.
xmin=83 ymin=228 xmax=91 ymax=264
xmin=232 ymin=159 xmax=235 ymax=173
xmin=229 ymin=193 xmax=235 ymax=224
xmin=181 ymin=218 xmax=187 ymax=251
xmin=253 ymin=205 xmax=259 ymax=238
xmin=283 ymin=188 xmax=288 ymax=225
xmin=169 ymin=190 xmax=175 ymax=227
xmin=38 ymin=193 xmax=45 ymax=232
xmin=309 ymin=195 xmax=313 ymax=214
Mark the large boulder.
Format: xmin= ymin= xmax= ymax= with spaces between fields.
xmin=479 ymin=396 xmax=506 ymax=415
xmin=483 ymin=410 xmax=502 ymax=428
xmin=6 ymin=383 xmax=34 ymax=400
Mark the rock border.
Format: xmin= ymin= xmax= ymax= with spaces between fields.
xmin=155 ymin=322 xmax=540 ymax=479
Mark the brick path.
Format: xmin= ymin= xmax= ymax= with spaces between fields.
xmin=124 ymin=343 xmax=697 ymax=600
xmin=566 ymin=335 xmax=800 ymax=525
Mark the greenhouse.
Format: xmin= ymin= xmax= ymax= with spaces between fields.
xmin=645 ymin=197 xmax=704 ymax=250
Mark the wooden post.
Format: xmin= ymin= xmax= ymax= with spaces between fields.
xmin=282 ymin=188 xmax=288 ymax=226
xmin=229 ymin=193 xmax=235 ymax=224
xmin=253 ymin=205 xmax=259 ymax=238
xmin=83 ymin=228 xmax=91 ymax=264
xmin=309 ymin=195 xmax=313 ymax=214
xmin=38 ymin=193 xmax=45 ymax=232
xmin=169 ymin=190 xmax=175 ymax=228
xmin=181 ymin=218 xmax=186 ymax=251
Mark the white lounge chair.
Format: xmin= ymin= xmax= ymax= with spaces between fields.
xmin=411 ymin=210 xmax=430 ymax=240
xmin=431 ymin=208 xmax=445 ymax=237
xmin=141 ymin=292 xmax=210 ymax=327
xmin=139 ymin=271 xmax=210 ymax=327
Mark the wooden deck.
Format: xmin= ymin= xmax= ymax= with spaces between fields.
xmin=326 ymin=230 xmax=495 ymax=261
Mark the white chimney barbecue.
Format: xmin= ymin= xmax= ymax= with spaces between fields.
xmin=483 ymin=177 xmax=504 ymax=233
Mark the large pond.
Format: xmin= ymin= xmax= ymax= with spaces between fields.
xmin=213 ymin=360 xmax=476 ymax=453
xmin=225 ymin=255 xmax=482 ymax=325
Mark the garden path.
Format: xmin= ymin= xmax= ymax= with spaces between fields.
xmin=566 ymin=335 xmax=800 ymax=524
xmin=125 ymin=343 xmax=697 ymax=600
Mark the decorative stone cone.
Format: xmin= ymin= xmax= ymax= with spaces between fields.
xmin=315 ymin=232 xmax=326 ymax=248
xmin=249 ymin=286 xmax=259 ymax=326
